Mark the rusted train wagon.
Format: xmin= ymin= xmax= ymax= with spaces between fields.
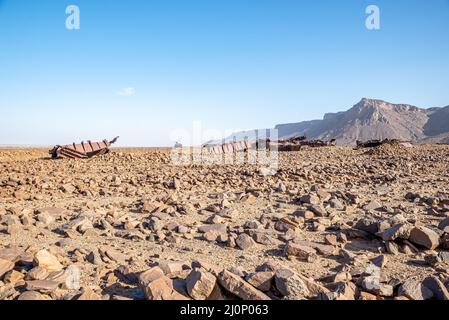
xmin=49 ymin=137 xmax=119 ymax=159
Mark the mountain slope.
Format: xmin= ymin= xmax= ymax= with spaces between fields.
xmin=274 ymin=98 xmax=447 ymax=145
xmin=424 ymin=105 xmax=449 ymax=136
xmin=222 ymin=98 xmax=449 ymax=146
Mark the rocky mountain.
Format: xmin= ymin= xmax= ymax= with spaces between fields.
xmin=420 ymin=105 xmax=449 ymax=144
xmin=222 ymin=98 xmax=449 ymax=146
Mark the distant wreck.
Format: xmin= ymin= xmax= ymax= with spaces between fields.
xmin=50 ymin=137 xmax=119 ymax=159
xmin=201 ymin=135 xmax=336 ymax=154
xmin=202 ymin=140 xmax=251 ymax=154
xmin=275 ymin=135 xmax=336 ymax=151
xmin=356 ymin=139 xmax=412 ymax=148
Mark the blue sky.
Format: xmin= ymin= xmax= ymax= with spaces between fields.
xmin=0 ymin=0 xmax=448 ymax=146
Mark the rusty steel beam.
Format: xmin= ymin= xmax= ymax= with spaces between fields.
xmin=49 ymin=136 xmax=119 ymax=159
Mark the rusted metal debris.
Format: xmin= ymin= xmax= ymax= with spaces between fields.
xmin=282 ymin=135 xmax=307 ymax=144
xmin=272 ymin=135 xmax=305 ymax=151
xmin=275 ymin=135 xmax=336 ymax=151
xmin=49 ymin=137 xmax=119 ymax=159
xmin=356 ymin=139 xmax=409 ymax=148
xmin=202 ymin=140 xmax=251 ymax=154
xmin=278 ymin=144 xmax=302 ymax=152
xmin=300 ymin=139 xmax=337 ymax=147
xmin=202 ymin=135 xmax=336 ymax=154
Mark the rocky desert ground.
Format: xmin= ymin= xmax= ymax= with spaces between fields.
xmin=1 ymin=144 xmax=449 ymax=300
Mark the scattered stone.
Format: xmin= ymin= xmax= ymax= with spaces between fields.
xmin=300 ymin=194 xmax=320 ymax=205
xmin=293 ymin=240 xmax=335 ymax=256
xmin=321 ymin=281 xmax=356 ymax=300
xmin=354 ymin=216 xmax=381 ymax=234
xmin=217 ymin=270 xmax=270 ymax=300
xmin=252 ymin=231 xmax=281 ymax=245
xmin=398 ymin=280 xmax=433 ymax=300
xmin=0 ymin=258 xmax=15 ymax=279
xmin=424 ymin=253 xmax=441 ymax=267
xmin=33 ymin=249 xmax=63 ymax=272
xmin=198 ymin=224 xmax=227 ymax=234
xmin=101 ymin=248 xmax=127 ymax=264
xmin=358 ymin=291 xmax=380 ymax=300
xmin=378 ymin=224 xmax=411 ymax=241
xmin=438 ymin=217 xmax=449 ymax=232
xmin=26 ymin=267 xmax=49 ymax=281
xmin=26 ymin=280 xmax=59 ymax=293
xmin=61 ymin=216 xmax=93 ymax=234
xmin=364 ymin=200 xmax=382 ymax=211
xmin=143 ymin=275 xmax=187 ymax=300
xmin=408 ymin=226 xmax=440 ymax=250
xmin=3 ymin=270 xmax=24 ymax=284
xmin=370 ymin=255 xmax=388 ymax=268
xmin=77 ymin=287 xmax=102 ymax=300
xmin=86 ymin=250 xmax=103 ymax=265
xmin=284 ymin=242 xmax=317 ymax=262
xmin=357 ymin=275 xmax=393 ymax=297
xmin=439 ymin=251 xmax=449 ymax=263
xmin=422 ymin=276 xmax=449 ymax=300
xmin=309 ymin=205 xmax=328 ymax=217
xmin=324 ymin=234 xmax=338 ymax=246
xmin=235 ymin=234 xmax=255 ymax=250
xmin=158 ymin=260 xmax=185 ymax=275
xmin=203 ymin=230 xmax=223 ymax=242
xmin=0 ymin=247 xmax=22 ymax=262
xmin=17 ymin=291 xmax=46 ymax=300
xmin=245 ymin=272 xmax=274 ymax=292
xmin=385 ymin=241 xmax=400 ymax=255
xmin=36 ymin=211 xmax=55 ymax=225
xmin=186 ymin=270 xmax=216 ymax=300
xmin=441 ymin=234 xmax=449 ymax=250
xmin=139 ymin=267 xmax=165 ymax=287
xmin=274 ymin=268 xmax=309 ymax=299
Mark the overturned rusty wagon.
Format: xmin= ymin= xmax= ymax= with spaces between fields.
xmin=356 ymin=139 xmax=410 ymax=148
xmin=300 ymin=139 xmax=337 ymax=148
xmin=285 ymin=135 xmax=307 ymax=144
xmin=271 ymin=135 xmax=306 ymax=151
xmin=274 ymin=135 xmax=337 ymax=151
xmin=202 ymin=140 xmax=251 ymax=154
xmin=49 ymin=137 xmax=119 ymax=159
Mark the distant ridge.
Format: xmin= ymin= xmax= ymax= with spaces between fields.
xmin=223 ymin=98 xmax=449 ymax=146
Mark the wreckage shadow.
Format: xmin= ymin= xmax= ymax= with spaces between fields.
xmin=39 ymin=156 xmax=65 ymax=161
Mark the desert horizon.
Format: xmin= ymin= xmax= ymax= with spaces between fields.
xmin=1 ymin=0 xmax=449 ymax=314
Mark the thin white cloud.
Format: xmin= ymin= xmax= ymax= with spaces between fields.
xmin=118 ymin=87 xmax=136 ymax=96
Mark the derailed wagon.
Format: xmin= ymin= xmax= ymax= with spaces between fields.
xmin=49 ymin=137 xmax=119 ymax=159
xmin=275 ymin=135 xmax=336 ymax=151
xmin=201 ymin=134 xmax=337 ymax=154
xmin=202 ymin=140 xmax=251 ymax=154
xmin=356 ymin=138 xmax=411 ymax=148
xmin=300 ymin=139 xmax=337 ymax=147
